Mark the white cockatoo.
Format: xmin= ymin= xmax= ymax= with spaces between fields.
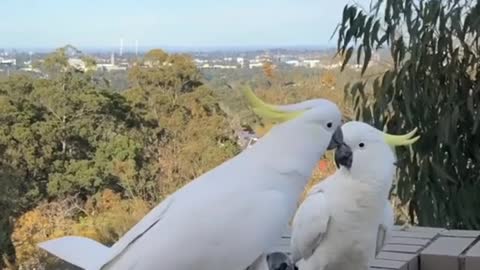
xmin=38 ymin=87 xmax=343 ymax=270
xmin=290 ymin=121 xmax=419 ymax=270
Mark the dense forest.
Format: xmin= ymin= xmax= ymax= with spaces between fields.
xmin=0 ymin=48 xmax=245 ymax=268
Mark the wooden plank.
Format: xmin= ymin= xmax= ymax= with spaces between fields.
xmin=383 ymin=227 xmax=438 ymax=270
xmin=375 ymin=252 xmax=419 ymax=270
xmin=440 ymin=229 xmax=480 ymax=238
xmin=392 ymin=226 xmax=444 ymax=234
xmin=370 ymin=259 xmax=408 ymax=269
xmin=382 ymin=244 xmax=423 ymax=253
xmin=377 ymin=251 xmax=416 ymax=262
xmin=390 ymin=230 xmax=439 ymax=239
xmin=420 ymin=236 xmax=476 ymax=270
xmin=386 ymin=237 xmax=430 ymax=246
xmin=421 ymin=237 xmax=476 ymax=256
xmin=465 ymin=240 xmax=480 ymax=270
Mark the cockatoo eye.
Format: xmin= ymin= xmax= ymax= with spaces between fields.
xmin=359 ymin=142 xmax=365 ymax=148
xmin=326 ymin=122 xmax=333 ymax=128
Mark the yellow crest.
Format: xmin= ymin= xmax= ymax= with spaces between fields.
xmin=241 ymin=86 xmax=305 ymax=122
xmin=383 ymin=127 xmax=420 ymax=146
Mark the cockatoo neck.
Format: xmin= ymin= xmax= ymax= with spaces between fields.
xmin=336 ymin=166 xmax=393 ymax=199
xmin=253 ymin=120 xmax=331 ymax=187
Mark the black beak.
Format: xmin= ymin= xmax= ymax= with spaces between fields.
xmin=334 ymin=143 xmax=353 ymax=169
xmin=327 ymin=127 xmax=344 ymax=150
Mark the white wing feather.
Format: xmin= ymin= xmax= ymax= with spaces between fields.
xmin=290 ymin=187 xmax=330 ymax=263
xmin=104 ymin=190 xmax=292 ymax=270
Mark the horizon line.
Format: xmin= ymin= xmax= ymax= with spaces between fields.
xmin=0 ymin=44 xmax=338 ymax=53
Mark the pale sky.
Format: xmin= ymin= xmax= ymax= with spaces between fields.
xmin=2 ymin=0 xmax=368 ymax=50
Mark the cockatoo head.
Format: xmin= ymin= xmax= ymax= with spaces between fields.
xmin=241 ymin=86 xmax=344 ymax=152
xmin=334 ymin=121 xmax=419 ymax=182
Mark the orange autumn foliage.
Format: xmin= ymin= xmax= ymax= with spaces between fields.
xmin=262 ymin=61 xmax=276 ymax=79
xmin=11 ymin=190 xmax=151 ymax=269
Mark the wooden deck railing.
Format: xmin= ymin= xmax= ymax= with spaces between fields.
xmin=268 ymin=225 xmax=480 ymax=270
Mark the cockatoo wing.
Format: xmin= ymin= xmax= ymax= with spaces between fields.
xmin=375 ymin=201 xmax=394 ymax=256
xmin=290 ymin=188 xmax=331 ymax=263
xmin=103 ymin=189 xmax=292 ymax=270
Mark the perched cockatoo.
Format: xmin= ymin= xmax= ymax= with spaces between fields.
xmin=290 ymin=121 xmax=419 ymax=270
xmin=38 ymin=87 xmax=343 ymax=270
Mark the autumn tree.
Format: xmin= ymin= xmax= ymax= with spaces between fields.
xmin=0 ymin=48 xmax=161 ymax=266
xmin=4 ymin=48 xmax=240 ymax=268
xmin=262 ymin=61 xmax=276 ymax=81
xmin=12 ymin=190 xmax=150 ymax=268
xmin=129 ymin=49 xmax=203 ymax=98
xmin=125 ymin=49 xmax=240 ymax=196
xmin=37 ymin=47 xmax=69 ymax=76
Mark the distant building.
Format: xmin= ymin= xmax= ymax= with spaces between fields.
xmin=194 ymin=58 xmax=208 ymax=64
xmin=19 ymin=67 xmax=42 ymax=73
xmin=0 ymin=57 xmax=16 ymax=67
xmin=318 ymin=62 xmax=342 ymax=69
xmin=285 ymin=60 xmax=300 ymax=67
xmin=257 ymin=54 xmax=272 ymax=63
xmin=303 ymin=59 xmax=321 ymax=68
xmin=96 ymin=53 xmax=127 ymax=71
xmin=249 ymin=63 xmax=263 ymax=68
xmin=248 ymin=59 xmax=263 ymax=69
xmin=212 ymin=64 xmax=237 ymax=69
xmin=236 ymin=57 xmax=245 ymax=68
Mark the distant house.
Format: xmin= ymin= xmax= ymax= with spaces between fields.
xmin=249 ymin=59 xmax=264 ymax=69
xmin=285 ymin=60 xmax=300 ymax=67
xmin=194 ymin=58 xmax=208 ymax=64
xmin=236 ymin=57 xmax=245 ymax=68
xmin=302 ymin=59 xmax=321 ymax=68
xmin=19 ymin=67 xmax=42 ymax=73
xmin=318 ymin=62 xmax=342 ymax=70
xmin=212 ymin=64 xmax=237 ymax=69
xmin=0 ymin=57 xmax=16 ymax=67
xmin=96 ymin=53 xmax=127 ymax=72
